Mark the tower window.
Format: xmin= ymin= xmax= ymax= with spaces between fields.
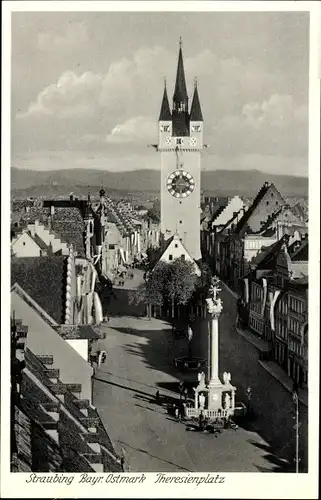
xmin=179 ymin=220 xmax=182 ymax=224
xmin=175 ymin=244 xmax=178 ymax=248
xmin=266 ymin=201 xmax=269 ymax=206
xmin=169 ymin=254 xmax=173 ymax=261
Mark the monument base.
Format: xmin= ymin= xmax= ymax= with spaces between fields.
xmin=207 ymin=378 xmax=226 ymax=410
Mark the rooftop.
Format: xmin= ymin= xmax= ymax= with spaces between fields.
xmin=11 ymin=256 xmax=67 ymax=324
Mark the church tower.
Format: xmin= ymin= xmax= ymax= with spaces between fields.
xmin=158 ymin=40 xmax=203 ymax=261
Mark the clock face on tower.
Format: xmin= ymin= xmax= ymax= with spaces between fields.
xmin=167 ymin=170 xmax=195 ymax=198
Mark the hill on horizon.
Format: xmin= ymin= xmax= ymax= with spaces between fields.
xmin=11 ymin=167 xmax=308 ymax=199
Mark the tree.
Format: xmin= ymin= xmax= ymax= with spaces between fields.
xmin=165 ymin=259 xmax=198 ymax=308
xmin=128 ymin=258 xmax=199 ymax=319
xmin=129 ymin=262 xmax=169 ymax=319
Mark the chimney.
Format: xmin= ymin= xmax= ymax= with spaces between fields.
xmin=50 ymin=205 xmax=55 ymax=216
xmin=29 ymin=224 xmax=36 ymax=237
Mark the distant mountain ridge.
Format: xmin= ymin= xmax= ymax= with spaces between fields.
xmin=11 ymin=167 xmax=308 ymax=198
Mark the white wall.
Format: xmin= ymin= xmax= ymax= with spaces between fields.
xmin=213 ymin=196 xmax=244 ymax=227
xmin=12 ymin=232 xmax=41 ymax=257
xmin=159 ymin=238 xmax=201 ymax=276
xmin=244 ymin=236 xmax=277 ymax=262
xmin=67 ymin=339 xmax=89 ymax=362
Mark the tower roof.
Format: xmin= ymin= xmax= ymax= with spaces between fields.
xmin=190 ymin=81 xmax=203 ymax=121
xmin=173 ymin=40 xmax=188 ymax=106
xmin=159 ymin=83 xmax=172 ymax=121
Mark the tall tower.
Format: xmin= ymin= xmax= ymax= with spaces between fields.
xmin=158 ymin=40 xmax=203 ymax=261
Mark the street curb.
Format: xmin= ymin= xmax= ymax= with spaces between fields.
xmin=235 ymin=326 xmax=269 ymax=354
xmin=221 ymin=281 xmax=238 ymax=299
xmin=258 ymin=360 xmax=308 ymax=407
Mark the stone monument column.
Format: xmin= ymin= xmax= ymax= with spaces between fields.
xmin=206 ymin=277 xmax=224 ymax=410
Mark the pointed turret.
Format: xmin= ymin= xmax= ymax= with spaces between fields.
xmin=172 ymin=39 xmax=189 ymax=137
xmin=173 ymin=38 xmax=188 ymax=113
xmin=190 ymin=80 xmax=203 ymax=121
xmin=159 ymin=82 xmax=171 ymax=121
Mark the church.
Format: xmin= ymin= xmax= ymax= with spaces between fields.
xmin=156 ymin=40 xmax=204 ymax=265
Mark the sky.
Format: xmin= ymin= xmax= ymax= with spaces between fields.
xmin=11 ymin=11 xmax=309 ymax=176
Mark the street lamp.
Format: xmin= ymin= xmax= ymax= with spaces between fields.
xmin=246 ymin=386 xmax=252 ymax=417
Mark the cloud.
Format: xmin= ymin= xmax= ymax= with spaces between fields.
xmin=106 ymin=116 xmax=157 ymax=144
xmin=17 ymin=46 xmax=284 ymax=124
xmin=17 ymin=70 xmax=103 ymax=119
xmin=13 ymin=45 xmax=308 ymax=172
xmin=242 ymin=94 xmax=308 ymax=128
xmin=212 ymin=94 xmax=308 ymax=157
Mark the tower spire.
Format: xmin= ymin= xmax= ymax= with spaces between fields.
xmin=159 ymin=78 xmax=172 ymax=121
xmin=173 ymin=38 xmax=188 ymax=112
xmin=190 ymin=78 xmax=203 ymax=121
xmin=172 ymin=39 xmax=189 ymax=136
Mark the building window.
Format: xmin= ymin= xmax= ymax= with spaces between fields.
xmin=181 ymin=254 xmax=185 ymax=260
xmin=266 ymin=200 xmax=269 ymax=206
xmin=276 ymin=201 xmax=279 ymax=206
xmin=23 ymin=242 xmax=26 ymax=246
xmin=179 ymin=220 xmax=182 ymax=224
xmin=169 ymin=254 xmax=173 ymax=261
xmin=109 ymin=244 xmax=115 ymax=250
xmin=175 ymin=244 xmax=178 ymax=248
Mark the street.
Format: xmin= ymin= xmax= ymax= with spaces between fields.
xmin=93 ymin=273 xmax=291 ymax=472
xmin=189 ymin=285 xmax=308 ymax=471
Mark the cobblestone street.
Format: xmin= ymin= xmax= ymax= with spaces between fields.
xmin=93 ymin=272 xmax=293 ymax=472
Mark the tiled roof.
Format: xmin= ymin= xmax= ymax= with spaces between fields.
xmin=11 ymin=256 xmax=67 ymax=324
xmin=290 ymin=275 xmax=308 ymax=286
xmin=291 ymin=240 xmax=308 ymax=262
xmin=233 ymin=182 xmax=274 ymax=235
xmin=50 ymin=207 xmax=85 ymax=255
xmin=13 ymin=204 xmax=86 ymax=256
xmin=29 ymin=232 xmax=48 ymax=251
xmin=252 ymin=236 xmax=287 ymax=270
xmin=12 ymin=335 xmax=122 ymax=472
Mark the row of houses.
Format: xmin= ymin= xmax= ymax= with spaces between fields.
xmin=201 ymin=182 xmax=308 ymax=389
xmin=10 ymin=189 xmax=160 ymax=472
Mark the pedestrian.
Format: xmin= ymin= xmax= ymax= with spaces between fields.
xmin=120 ymin=447 xmax=126 ymax=471
xmin=155 ymin=390 xmax=161 ymax=404
xmin=184 ymin=387 xmax=188 ymax=401
xmin=180 ymin=403 xmax=185 ymax=421
xmin=199 ymin=410 xmax=204 ymax=431
xmin=174 ymin=406 xmax=180 ymax=422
